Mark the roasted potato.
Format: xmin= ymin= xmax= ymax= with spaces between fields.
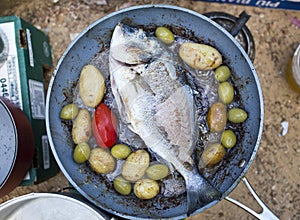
xmin=200 ymin=143 xmax=226 ymax=166
xmin=179 ymin=42 xmax=222 ymax=70
xmin=89 ymin=148 xmax=115 ymax=174
xmin=134 ymin=178 xmax=159 ymax=199
xmin=79 ymin=64 xmax=105 ymax=108
xmin=72 ymin=109 xmax=92 ymax=144
xmin=122 ymin=150 xmax=150 ymax=182
xmin=207 ymin=102 xmax=227 ymax=132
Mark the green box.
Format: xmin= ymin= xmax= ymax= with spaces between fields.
xmin=0 ymin=16 xmax=59 ymax=185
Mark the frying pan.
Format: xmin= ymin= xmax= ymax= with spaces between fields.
xmin=46 ymin=4 xmax=269 ymax=219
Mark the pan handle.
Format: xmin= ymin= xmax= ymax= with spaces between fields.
xmin=225 ymin=177 xmax=280 ymax=220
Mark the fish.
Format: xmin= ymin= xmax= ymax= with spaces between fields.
xmin=109 ymin=23 xmax=221 ymax=215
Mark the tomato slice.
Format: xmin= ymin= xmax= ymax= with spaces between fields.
xmin=92 ymin=103 xmax=118 ymax=148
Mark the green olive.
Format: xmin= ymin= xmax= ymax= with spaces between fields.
xmin=146 ymin=164 xmax=169 ymax=180
xmin=155 ymin=27 xmax=174 ymax=45
xmin=228 ymin=108 xmax=248 ymax=123
xmin=207 ymin=102 xmax=227 ymax=132
xmin=113 ymin=176 xmax=132 ymax=195
xmin=73 ymin=142 xmax=90 ymax=163
xmin=111 ymin=144 xmax=132 ymax=159
xmin=200 ymin=143 xmax=226 ymax=166
xmin=221 ymin=130 xmax=237 ymax=148
xmin=215 ymin=65 xmax=231 ymax=82
xmin=60 ymin=103 xmax=79 ymax=120
xmin=218 ymin=81 xmax=234 ymax=104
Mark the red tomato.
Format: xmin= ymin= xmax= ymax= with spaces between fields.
xmin=92 ymin=103 xmax=118 ymax=148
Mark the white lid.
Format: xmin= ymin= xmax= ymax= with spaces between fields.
xmin=0 ymin=193 xmax=106 ymax=220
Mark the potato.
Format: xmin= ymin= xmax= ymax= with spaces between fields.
xmin=122 ymin=150 xmax=150 ymax=182
xmin=179 ymin=42 xmax=222 ymax=70
xmin=134 ymin=178 xmax=159 ymax=199
xmin=89 ymin=148 xmax=115 ymax=174
xmin=201 ymin=143 xmax=226 ymax=166
xmin=79 ymin=64 xmax=105 ymax=108
xmin=207 ymin=102 xmax=227 ymax=132
xmin=72 ymin=109 xmax=92 ymax=144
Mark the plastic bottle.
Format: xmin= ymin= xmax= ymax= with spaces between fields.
xmin=285 ymin=44 xmax=300 ymax=93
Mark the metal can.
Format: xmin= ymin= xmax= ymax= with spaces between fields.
xmin=285 ymin=44 xmax=300 ymax=93
xmin=0 ymin=97 xmax=34 ymax=197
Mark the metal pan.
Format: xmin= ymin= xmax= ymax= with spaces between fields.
xmin=46 ymin=4 xmax=266 ymax=219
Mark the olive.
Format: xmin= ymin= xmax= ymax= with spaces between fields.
xmin=73 ymin=142 xmax=90 ymax=163
xmin=215 ymin=65 xmax=231 ymax=82
xmin=221 ymin=130 xmax=237 ymax=148
xmin=146 ymin=164 xmax=169 ymax=180
xmin=207 ymin=102 xmax=227 ymax=132
xmin=111 ymin=144 xmax=132 ymax=159
xmin=134 ymin=178 xmax=159 ymax=199
xmin=113 ymin=176 xmax=132 ymax=195
xmin=200 ymin=143 xmax=226 ymax=166
xmin=228 ymin=108 xmax=248 ymax=123
xmin=60 ymin=103 xmax=79 ymax=120
xmin=218 ymin=81 xmax=234 ymax=104
xmin=155 ymin=27 xmax=174 ymax=45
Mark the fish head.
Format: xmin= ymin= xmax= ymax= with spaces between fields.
xmin=110 ymin=23 xmax=163 ymax=65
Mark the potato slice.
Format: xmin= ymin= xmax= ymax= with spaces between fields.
xmin=79 ymin=64 xmax=105 ymax=108
xmin=72 ymin=109 xmax=92 ymax=144
xmin=179 ymin=42 xmax=222 ymax=70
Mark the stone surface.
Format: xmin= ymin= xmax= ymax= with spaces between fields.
xmin=0 ymin=1 xmax=299 ymax=219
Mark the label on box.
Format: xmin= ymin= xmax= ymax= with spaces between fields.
xmin=41 ymin=135 xmax=50 ymax=170
xmin=0 ymin=22 xmax=22 ymax=108
xmin=195 ymin=0 xmax=300 ymax=10
xmin=28 ymin=79 xmax=45 ymax=119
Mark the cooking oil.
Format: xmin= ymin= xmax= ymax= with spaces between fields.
xmin=285 ymin=44 xmax=300 ymax=93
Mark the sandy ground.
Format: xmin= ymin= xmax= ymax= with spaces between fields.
xmin=0 ymin=1 xmax=299 ymax=219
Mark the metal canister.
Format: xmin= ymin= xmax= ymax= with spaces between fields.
xmin=204 ymin=11 xmax=255 ymax=62
xmin=285 ymin=44 xmax=300 ymax=93
xmin=0 ymin=97 xmax=34 ymax=197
